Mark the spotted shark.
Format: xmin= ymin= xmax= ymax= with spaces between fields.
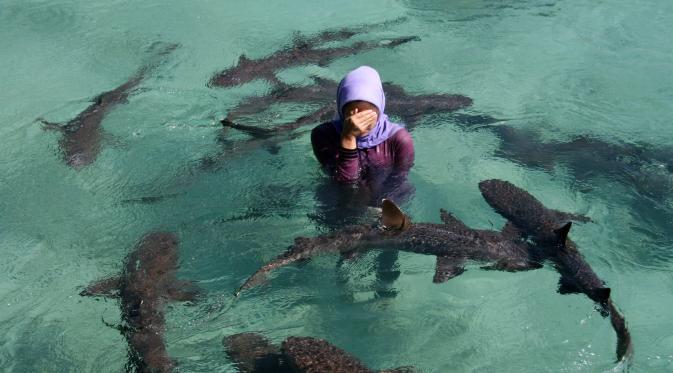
xmin=235 ymin=199 xmax=542 ymax=296
xmin=478 ymin=179 xmax=633 ymax=362
xmin=80 ymin=232 xmax=199 ymax=372
xmin=223 ymin=332 xmax=414 ymax=373
xmin=39 ymin=42 xmax=178 ymax=169
xmin=209 ymin=36 xmax=419 ymax=88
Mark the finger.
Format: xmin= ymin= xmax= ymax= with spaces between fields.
xmin=354 ymin=110 xmax=374 ymax=119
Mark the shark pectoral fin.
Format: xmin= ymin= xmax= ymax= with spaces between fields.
xmin=438 ymin=209 xmax=469 ymax=230
xmin=80 ymin=275 xmax=122 ymax=298
xmin=557 ymin=276 xmax=581 ymax=294
xmin=38 ymin=119 xmax=65 ymax=132
xmin=381 ymin=199 xmax=411 ymax=230
xmin=481 ymin=259 xmax=542 ymax=272
xmin=433 ymin=256 xmax=465 ymax=283
xmin=167 ymin=280 xmax=200 ymax=302
xmin=501 ymin=221 xmax=524 ymax=241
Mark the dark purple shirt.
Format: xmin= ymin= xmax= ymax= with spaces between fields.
xmin=311 ymin=122 xmax=415 ymax=184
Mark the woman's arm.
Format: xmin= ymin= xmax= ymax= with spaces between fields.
xmin=311 ymin=123 xmax=361 ymax=184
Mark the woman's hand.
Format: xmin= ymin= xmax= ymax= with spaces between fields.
xmin=340 ymin=108 xmax=378 ymax=149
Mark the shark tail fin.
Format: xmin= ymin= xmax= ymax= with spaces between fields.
xmin=382 ymin=199 xmax=411 ymax=230
xmin=80 ymin=275 xmax=122 ymax=298
xmin=38 ymin=119 xmax=65 ymax=132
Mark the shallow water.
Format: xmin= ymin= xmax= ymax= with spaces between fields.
xmin=1 ymin=0 xmax=672 ymax=371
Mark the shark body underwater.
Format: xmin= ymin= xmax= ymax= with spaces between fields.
xmin=236 ymin=181 xmax=632 ymax=362
xmin=198 ymin=79 xmax=474 ymax=172
xmin=80 ymin=232 xmax=199 ymax=372
xmin=208 ymin=32 xmax=419 ymax=88
xmin=39 ymin=43 xmax=178 ymax=169
xmin=223 ymin=332 xmax=414 ymax=373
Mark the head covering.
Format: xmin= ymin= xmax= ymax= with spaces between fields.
xmin=332 ymin=66 xmax=402 ymax=149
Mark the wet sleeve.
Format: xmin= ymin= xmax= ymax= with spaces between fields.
xmin=392 ymin=129 xmax=415 ymax=171
xmin=382 ymin=129 xmax=416 ymax=204
xmin=311 ymin=123 xmax=361 ymax=184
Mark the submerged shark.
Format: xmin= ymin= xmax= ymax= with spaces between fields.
xmin=236 ymin=180 xmax=631 ymax=362
xmin=80 ymin=232 xmax=199 ymax=372
xmin=478 ymin=179 xmax=633 ymax=362
xmin=199 ymin=80 xmax=475 ymax=171
xmin=39 ymin=43 xmax=178 ymax=169
xmin=223 ymin=332 xmax=414 ymax=373
xmin=225 ymin=77 xmax=474 ymax=128
xmin=235 ymin=199 xmax=541 ymax=296
xmin=209 ymin=36 xmax=419 ymax=88
xmin=491 ymin=125 xmax=673 ymax=201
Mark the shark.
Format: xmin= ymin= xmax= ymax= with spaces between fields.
xmin=491 ymin=125 xmax=673 ymax=201
xmin=199 ymin=79 xmax=477 ymax=172
xmin=39 ymin=42 xmax=178 ymax=169
xmin=235 ymin=180 xmax=631 ymax=362
xmin=80 ymin=231 xmax=199 ymax=373
xmin=209 ymin=36 xmax=419 ymax=88
xmin=223 ymin=332 xmax=414 ymax=373
xmin=478 ymin=179 xmax=633 ymax=362
xmin=224 ymin=77 xmax=474 ymax=128
xmin=234 ymin=199 xmax=542 ymax=296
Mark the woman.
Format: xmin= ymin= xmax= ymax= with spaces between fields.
xmin=311 ymin=66 xmax=415 ymax=185
xmin=310 ymin=66 xmax=415 ymax=299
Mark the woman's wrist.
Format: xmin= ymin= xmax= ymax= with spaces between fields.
xmin=340 ymin=134 xmax=357 ymax=150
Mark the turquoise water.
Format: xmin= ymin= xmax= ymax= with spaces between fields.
xmin=1 ymin=0 xmax=672 ymax=371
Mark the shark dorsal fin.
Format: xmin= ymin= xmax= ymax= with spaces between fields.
xmin=382 ymin=199 xmax=411 ymax=230
xmin=238 ymin=54 xmax=250 ymax=64
xmin=554 ymin=222 xmax=572 ymax=245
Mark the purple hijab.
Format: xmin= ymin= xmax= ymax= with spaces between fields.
xmin=332 ymin=66 xmax=403 ymax=149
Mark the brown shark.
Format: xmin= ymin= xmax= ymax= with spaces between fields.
xmin=80 ymin=232 xmax=199 ymax=372
xmin=39 ymin=42 xmax=178 ymax=169
xmin=201 ymin=79 xmax=475 ymax=171
xmin=209 ymin=36 xmax=419 ymax=88
xmin=478 ymin=179 xmax=633 ymax=362
xmin=224 ymin=77 xmax=474 ymax=128
xmin=223 ymin=332 xmax=414 ymax=373
xmin=235 ymin=199 xmax=541 ymax=296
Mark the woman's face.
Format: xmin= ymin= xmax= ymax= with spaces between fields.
xmin=342 ymin=101 xmax=379 ymax=120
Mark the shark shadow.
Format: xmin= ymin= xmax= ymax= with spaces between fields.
xmin=478 ymin=179 xmax=633 ymax=362
xmin=80 ymin=232 xmax=200 ymax=373
xmin=39 ymin=42 xmax=179 ymax=169
xmin=223 ymin=332 xmax=414 ymax=373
